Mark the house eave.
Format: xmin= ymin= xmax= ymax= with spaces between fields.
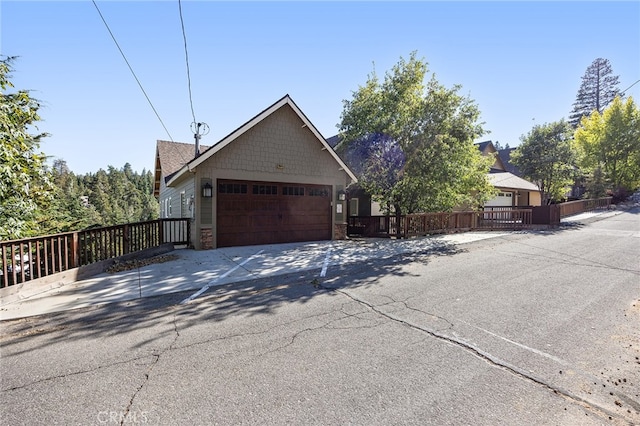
xmin=166 ymin=95 xmax=357 ymax=187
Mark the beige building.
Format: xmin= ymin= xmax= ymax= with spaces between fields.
xmin=154 ymin=95 xmax=357 ymax=249
xmin=476 ymin=141 xmax=541 ymax=208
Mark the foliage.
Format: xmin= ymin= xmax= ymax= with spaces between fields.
xmin=341 ymin=133 xmax=405 ymax=214
xmin=0 ymin=58 xmax=160 ymax=242
xmin=492 ymin=141 xmax=510 ymax=151
xmin=0 ymin=56 xmax=52 ymax=240
xmin=569 ymin=58 xmax=620 ymax=128
xmin=511 ymin=120 xmax=576 ymax=204
xmin=573 ymin=96 xmax=640 ymax=194
xmin=50 ymin=161 xmax=159 ymax=231
xmin=338 ymin=52 xmax=494 ymax=219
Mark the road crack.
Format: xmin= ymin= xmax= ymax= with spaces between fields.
xmin=119 ymin=314 xmax=180 ymax=426
xmin=320 ymin=283 xmax=636 ymax=424
xmin=0 ymin=355 xmax=156 ymax=393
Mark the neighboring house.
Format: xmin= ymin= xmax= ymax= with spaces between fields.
xmin=498 ymin=147 xmax=522 ymax=176
xmin=476 ymin=141 xmax=541 ymax=208
xmin=329 ymin=136 xmax=541 ymax=216
xmin=154 ymin=95 xmax=357 ymax=249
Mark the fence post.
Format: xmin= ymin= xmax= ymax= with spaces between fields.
xmin=123 ymin=224 xmax=130 ymax=255
xmin=158 ymin=219 xmax=164 ymax=244
xmin=70 ymin=232 xmax=79 ymax=268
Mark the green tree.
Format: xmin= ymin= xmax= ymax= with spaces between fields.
xmin=76 ymin=165 xmax=159 ymax=227
xmin=338 ymin=52 xmax=494 ymax=230
xmin=574 ymin=96 xmax=640 ymax=194
xmin=0 ymin=57 xmax=52 ymax=240
xmin=39 ymin=159 xmax=102 ymax=232
xmin=569 ymin=58 xmax=620 ymax=128
xmin=511 ymin=120 xmax=576 ymax=204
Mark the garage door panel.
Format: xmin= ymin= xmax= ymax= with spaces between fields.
xmin=251 ymin=215 xmax=280 ymax=228
xmin=217 ymin=216 xmax=249 ymax=228
xmin=282 ymin=214 xmax=330 ymax=227
xmin=217 ymin=180 xmax=331 ymax=248
xmin=252 ymin=199 xmax=279 ymax=211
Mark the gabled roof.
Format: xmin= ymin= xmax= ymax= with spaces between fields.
xmin=326 ymin=134 xmax=342 ymax=148
xmin=166 ymin=95 xmax=357 ymax=187
xmin=154 ymin=140 xmax=209 ymax=197
xmin=475 ymin=140 xmax=492 ymax=152
xmin=488 ymin=171 xmax=539 ymax=192
xmin=475 ymin=140 xmax=506 ymax=172
xmin=498 ymin=147 xmax=522 ymax=176
xmin=157 ymin=140 xmax=209 ymax=178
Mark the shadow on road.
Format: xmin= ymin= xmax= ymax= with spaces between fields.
xmin=0 ymin=243 xmax=463 ymax=355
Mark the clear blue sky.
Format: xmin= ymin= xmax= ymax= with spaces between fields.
xmin=2 ymin=1 xmax=639 ymax=175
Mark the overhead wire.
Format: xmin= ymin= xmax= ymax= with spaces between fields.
xmin=178 ymin=0 xmax=197 ymax=125
xmin=91 ymin=0 xmax=176 ymax=144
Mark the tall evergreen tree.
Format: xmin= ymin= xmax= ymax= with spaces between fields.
xmin=569 ymin=58 xmax=620 ymax=128
xmin=0 ymin=57 xmax=52 ymax=240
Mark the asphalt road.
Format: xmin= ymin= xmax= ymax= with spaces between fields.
xmin=1 ymin=209 xmax=639 ymax=425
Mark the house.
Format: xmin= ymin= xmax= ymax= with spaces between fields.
xmin=497 ymin=147 xmax=522 ymax=176
xmin=328 ymin=137 xmax=541 ymax=216
xmin=154 ymin=95 xmax=357 ymax=249
xmin=476 ymin=141 xmax=541 ymax=208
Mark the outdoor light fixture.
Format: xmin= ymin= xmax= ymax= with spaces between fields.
xmin=202 ymin=182 xmax=213 ymax=198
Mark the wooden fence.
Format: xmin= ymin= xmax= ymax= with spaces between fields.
xmin=347 ymin=196 xmax=613 ymax=239
xmin=348 ymin=209 xmax=532 ymax=238
xmin=0 ymin=219 xmax=190 ymax=288
xmin=558 ymin=197 xmax=612 ymax=218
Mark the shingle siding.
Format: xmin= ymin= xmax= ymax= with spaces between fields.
xmin=204 ymin=105 xmax=339 ymax=180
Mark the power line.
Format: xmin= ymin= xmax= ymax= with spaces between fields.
xmin=91 ymin=0 xmax=175 ymax=143
xmin=178 ymin=0 xmax=197 ymax=125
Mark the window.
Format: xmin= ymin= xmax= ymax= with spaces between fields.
xmin=253 ymin=184 xmax=277 ymax=195
xmin=163 ymin=198 xmax=170 ymax=218
xmin=283 ymin=186 xmax=305 ymax=196
xmin=309 ymin=188 xmax=329 ymax=197
xmin=349 ymin=198 xmax=359 ymax=216
xmin=219 ymin=183 xmax=247 ymax=194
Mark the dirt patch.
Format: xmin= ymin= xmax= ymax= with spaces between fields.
xmin=105 ymin=254 xmax=180 ymax=273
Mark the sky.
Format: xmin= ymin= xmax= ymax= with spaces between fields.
xmin=1 ymin=1 xmax=639 ymax=175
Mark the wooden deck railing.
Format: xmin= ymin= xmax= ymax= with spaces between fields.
xmin=0 ymin=219 xmax=190 ymax=288
xmin=348 ymin=209 xmax=532 ymax=238
xmin=347 ymin=196 xmax=614 ymax=239
xmin=558 ymin=197 xmax=612 ymax=218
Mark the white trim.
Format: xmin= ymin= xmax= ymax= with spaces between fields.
xmin=167 ymin=95 xmax=358 ymax=187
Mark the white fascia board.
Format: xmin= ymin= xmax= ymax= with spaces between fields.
xmin=167 ymin=95 xmax=358 ymax=186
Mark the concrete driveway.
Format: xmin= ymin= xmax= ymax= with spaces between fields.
xmin=0 ymin=232 xmax=511 ymax=321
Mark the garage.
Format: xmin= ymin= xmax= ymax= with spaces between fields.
xmin=157 ymin=95 xmax=357 ymax=249
xmin=485 ymin=191 xmax=513 ymax=208
xmin=217 ymin=179 xmax=332 ymax=247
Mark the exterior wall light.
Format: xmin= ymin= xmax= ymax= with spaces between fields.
xmin=202 ymin=182 xmax=213 ymax=198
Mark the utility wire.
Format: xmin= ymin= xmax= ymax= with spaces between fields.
xmin=91 ymin=0 xmax=175 ymax=143
xmin=178 ymin=0 xmax=197 ymax=125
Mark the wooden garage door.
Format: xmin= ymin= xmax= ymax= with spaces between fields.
xmin=217 ymin=180 xmax=332 ymax=247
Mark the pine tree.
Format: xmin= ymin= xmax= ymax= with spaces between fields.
xmin=569 ymin=58 xmax=620 ymax=128
xmin=0 ymin=57 xmax=53 ymax=240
